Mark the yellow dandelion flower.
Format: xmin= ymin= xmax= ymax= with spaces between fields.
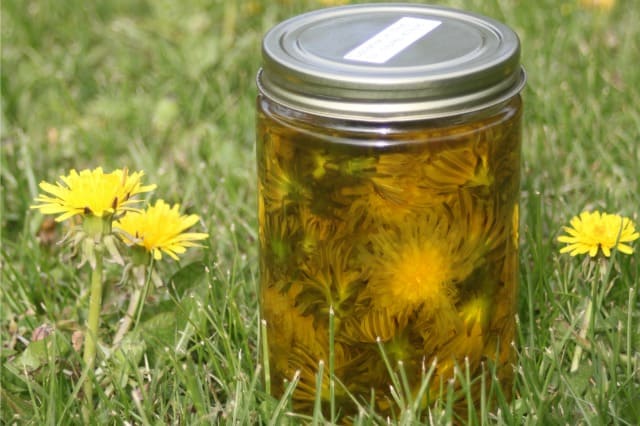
xmin=369 ymin=233 xmax=459 ymax=312
xmin=511 ymin=203 xmax=520 ymax=246
xmin=482 ymin=319 xmax=516 ymax=376
xmin=580 ymin=0 xmax=615 ymax=11
xmin=336 ymin=182 xmax=411 ymax=230
xmin=114 ymin=200 xmax=208 ymax=261
xmin=455 ymin=191 xmax=508 ymax=257
xmin=419 ymin=146 xmax=493 ymax=191
xmin=415 ymin=299 xmax=464 ymax=351
xmin=297 ymin=206 xmax=346 ymax=260
xmin=262 ymin=284 xmax=333 ymax=405
xmin=360 ymin=144 xmax=494 ymax=227
xmin=373 ymin=151 xmax=430 ymax=182
xmin=310 ymin=149 xmax=330 ymax=180
xmin=288 ymin=339 xmax=371 ymax=415
xmin=557 ymin=211 xmax=639 ymax=257
xmin=261 ymin=283 xmax=316 ymax=388
xmin=341 ymin=307 xmax=399 ymax=343
xmin=261 ymin=128 xmax=295 ymax=164
xmin=371 ymin=142 xmax=493 ymax=198
xmin=260 ymin=157 xmax=310 ymax=213
xmin=299 ymin=205 xmax=337 ymax=241
xmin=294 ymin=242 xmax=364 ymax=323
xmin=259 ymin=208 xmax=301 ymax=285
xmin=431 ymin=295 xmax=492 ymax=381
xmin=317 ymin=0 xmax=350 ymax=6
xmin=31 ymin=167 xmax=156 ymax=222
xmin=360 ymin=211 xmax=485 ymax=325
xmin=370 ymin=152 xmax=451 ymax=213
xmin=289 ymin=341 xmax=354 ymax=410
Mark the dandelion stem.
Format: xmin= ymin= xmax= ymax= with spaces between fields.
xmin=113 ymin=265 xmax=146 ymax=346
xmin=570 ymin=293 xmax=594 ymax=373
xmin=82 ymin=241 xmax=104 ymax=421
xmin=626 ymin=287 xmax=636 ymax=377
xmin=134 ymin=259 xmax=155 ymax=329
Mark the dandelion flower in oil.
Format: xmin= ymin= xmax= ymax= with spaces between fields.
xmin=373 ymin=234 xmax=457 ymax=310
xmin=370 ymin=151 xmax=447 ymax=212
xmin=289 ymin=338 xmax=370 ymax=413
xmin=419 ymin=146 xmax=493 ymax=192
xmin=115 ymin=200 xmax=208 ymax=261
xmin=298 ymin=206 xmax=339 ymax=254
xmin=433 ymin=295 xmax=492 ymax=379
xmin=361 ymin=211 xmax=483 ymax=327
xmin=341 ymin=181 xmax=420 ymax=229
xmin=261 ymin=284 xmax=315 ymax=386
xmin=289 ymin=341 xmax=358 ymax=411
xmin=366 ymin=146 xmax=493 ymax=220
xmin=261 ymin=284 xmax=337 ymax=406
xmin=295 ymin=242 xmax=363 ymax=321
xmin=374 ymin=151 xmax=428 ymax=179
xmin=342 ymin=307 xmax=398 ymax=343
xmin=31 ymin=167 xmax=156 ymax=222
xmin=260 ymin=208 xmax=300 ymax=283
xmin=263 ymin=132 xmax=295 ymax=164
xmin=261 ymin=157 xmax=310 ymax=213
xmin=557 ymin=211 xmax=639 ymax=257
xmin=454 ymin=191 xmax=510 ymax=268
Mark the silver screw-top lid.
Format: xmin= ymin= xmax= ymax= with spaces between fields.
xmin=258 ymin=3 xmax=525 ymax=121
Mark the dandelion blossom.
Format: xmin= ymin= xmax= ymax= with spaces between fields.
xmin=31 ymin=167 xmax=156 ymax=222
xmin=579 ymin=0 xmax=615 ymax=11
xmin=360 ymin=212 xmax=481 ymax=326
xmin=115 ymin=200 xmax=208 ymax=260
xmin=557 ymin=211 xmax=639 ymax=257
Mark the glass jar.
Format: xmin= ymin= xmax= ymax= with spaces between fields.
xmin=256 ymin=3 xmax=525 ymax=417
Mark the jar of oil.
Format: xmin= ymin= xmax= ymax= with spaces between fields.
xmin=256 ymin=3 xmax=525 ymax=417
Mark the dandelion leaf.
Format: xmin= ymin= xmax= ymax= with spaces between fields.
xmin=168 ymin=261 xmax=208 ymax=300
xmin=14 ymin=330 xmax=72 ymax=372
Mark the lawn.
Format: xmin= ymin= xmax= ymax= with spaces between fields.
xmin=1 ymin=0 xmax=639 ymax=424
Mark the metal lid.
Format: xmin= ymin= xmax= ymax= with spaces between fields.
xmin=258 ymin=3 xmax=525 ymax=121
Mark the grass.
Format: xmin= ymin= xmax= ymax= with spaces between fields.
xmin=1 ymin=0 xmax=639 ymax=424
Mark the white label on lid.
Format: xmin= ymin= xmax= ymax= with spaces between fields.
xmin=344 ymin=17 xmax=441 ymax=64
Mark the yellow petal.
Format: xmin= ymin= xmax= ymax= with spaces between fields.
xmin=620 ymin=231 xmax=639 ymax=242
xmin=38 ymin=181 xmax=68 ymax=198
xmin=153 ymin=249 xmax=163 ymax=260
xmin=557 ymin=235 xmax=577 ymax=243
xmin=616 ymin=244 xmax=634 ymax=254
